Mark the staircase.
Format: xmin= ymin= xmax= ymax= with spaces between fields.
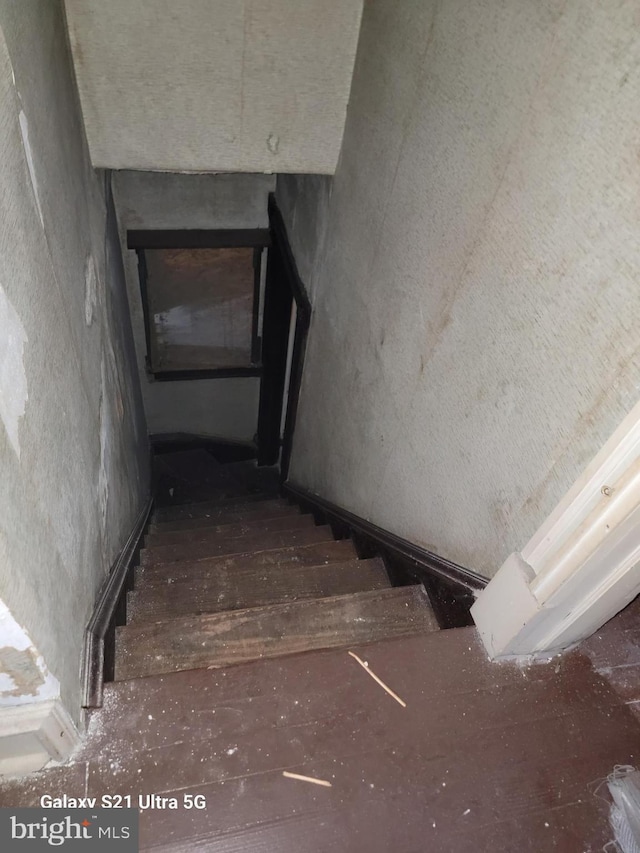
xmin=1 ymin=448 xmax=637 ymax=851
xmin=115 ymin=449 xmax=440 ymax=682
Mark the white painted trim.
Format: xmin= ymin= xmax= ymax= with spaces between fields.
xmin=472 ymin=398 xmax=640 ymax=658
xmin=471 ymin=553 xmax=541 ymax=658
xmin=0 ymin=699 xmax=80 ymax=776
xmin=279 ymin=301 xmax=298 ymax=442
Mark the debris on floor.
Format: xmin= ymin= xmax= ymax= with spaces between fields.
xmin=348 ymin=650 xmax=407 ymax=707
xmin=282 ymin=771 xmax=332 ymax=788
xmin=608 ymin=766 xmax=640 ymax=853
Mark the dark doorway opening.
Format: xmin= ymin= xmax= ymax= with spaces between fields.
xmin=128 ymin=211 xmax=310 ymax=476
xmin=130 ymin=229 xmax=269 ymax=382
xmin=143 ymin=247 xmax=256 ymax=373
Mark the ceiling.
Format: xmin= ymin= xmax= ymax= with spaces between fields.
xmin=64 ymin=0 xmax=363 ymax=174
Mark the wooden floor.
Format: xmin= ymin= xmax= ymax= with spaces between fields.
xmin=582 ymin=592 xmax=640 ymax=721
xmin=3 ymin=451 xmax=638 ymax=851
xmin=1 ymin=627 xmax=638 ymax=851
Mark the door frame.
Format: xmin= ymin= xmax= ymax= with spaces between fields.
xmin=472 ymin=398 xmax=640 ymax=657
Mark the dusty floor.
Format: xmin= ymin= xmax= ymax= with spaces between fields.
xmin=0 ymin=626 xmax=637 ymax=851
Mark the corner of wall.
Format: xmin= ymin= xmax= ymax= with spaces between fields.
xmin=0 ymin=699 xmax=80 ymax=777
xmin=0 ymin=600 xmax=80 ymax=776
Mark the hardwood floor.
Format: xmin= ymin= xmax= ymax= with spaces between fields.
xmin=1 ymin=629 xmax=637 ymax=851
xmin=2 ymin=450 xmax=638 ymax=851
xmin=581 ymin=593 xmax=640 ymax=722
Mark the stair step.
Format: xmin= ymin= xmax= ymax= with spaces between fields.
xmin=152 ymin=493 xmax=277 ymax=524
xmin=154 ymin=450 xmax=272 ymax=506
xmin=154 ymin=449 xmax=235 ymax=487
xmin=135 ymin=540 xmax=359 ymax=588
xmin=115 ymin=586 xmax=436 ymax=680
xmin=148 ymin=500 xmax=299 ymax=533
xmin=127 ymin=558 xmax=391 ymax=624
xmin=144 ymin=513 xmax=312 ymax=548
xmin=140 ymin=525 xmax=336 ymax=567
xmin=218 ymin=460 xmax=280 ymax=497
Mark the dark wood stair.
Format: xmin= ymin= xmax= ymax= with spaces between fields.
xmin=144 ymin=512 xmax=314 ymax=548
xmin=116 ymin=450 xmax=439 ymax=681
xmin=116 ymin=586 xmax=437 ymax=679
xmin=147 ymin=498 xmax=300 ymax=532
xmin=134 ymin=540 xmax=360 ymax=586
xmin=151 ymin=493 xmax=279 ymax=524
xmin=128 ymin=557 xmax=390 ymax=622
xmin=140 ymin=524 xmax=336 ymax=566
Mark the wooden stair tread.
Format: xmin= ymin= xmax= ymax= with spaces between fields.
xmin=115 ymin=586 xmax=437 ymax=680
xmin=135 ymin=539 xmax=358 ymax=587
xmin=144 ymin=513 xmax=311 ymax=547
xmin=217 ymin=460 xmax=280 ymax=496
xmin=155 ymin=485 xmax=250 ymax=507
xmin=140 ymin=525 xmax=335 ymax=567
xmin=152 ymin=493 xmax=276 ymax=524
xmin=154 ymin=449 xmax=239 ymax=487
xmin=127 ymin=558 xmax=391 ymax=623
xmin=154 ymin=452 xmax=254 ymax=506
xmin=148 ymin=500 xmax=300 ymax=533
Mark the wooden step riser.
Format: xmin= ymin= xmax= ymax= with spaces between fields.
xmin=148 ymin=502 xmax=299 ymax=534
xmin=134 ymin=540 xmax=358 ymax=588
xmin=152 ymin=493 xmax=275 ymax=524
xmin=139 ymin=526 xmax=335 ymax=567
xmin=115 ymin=586 xmax=436 ymax=680
xmin=127 ymin=559 xmax=391 ymax=624
xmin=144 ymin=514 xmax=311 ymax=548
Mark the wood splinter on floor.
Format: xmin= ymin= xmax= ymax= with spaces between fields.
xmin=348 ymin=650 xmax=407 ymax=708
xmin=282 ymin=771 xmax=332 ymax=787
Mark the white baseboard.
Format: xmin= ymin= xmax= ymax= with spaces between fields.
xmin=0 ymin=699 xmax=80 ymax=777
xmin=471 ymin=553 xmax=543 ymax=657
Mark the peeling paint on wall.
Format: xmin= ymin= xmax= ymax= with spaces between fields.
xmin=0 ymin=284 xmax=28 ymax=458
xmin=0 ymin=647 xmax=45 ymax=697
xmin=0 ymin=0 xmax=148 ymax=726
xmin=0 ymin=599 xmax=59 ymax=706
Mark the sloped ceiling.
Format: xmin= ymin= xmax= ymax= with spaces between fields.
xmin=64 ymin=0 xmax=363 ymax=174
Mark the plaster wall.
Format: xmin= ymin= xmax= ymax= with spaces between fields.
xmin=287 ymin=0 xmax=640 ymax=578
xmin=113 ymin=171 xmax=275 ymax=442
xmin=0 ymin=1 xmax=148 ymax=719
xmin=63 ymin=0 xmax=363 ymax=174
xmin=275 ymin=174 xmax=332 ymax=301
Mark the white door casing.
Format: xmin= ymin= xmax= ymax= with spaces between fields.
xmin=472 ymin=398 xmax=640 ymax=658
